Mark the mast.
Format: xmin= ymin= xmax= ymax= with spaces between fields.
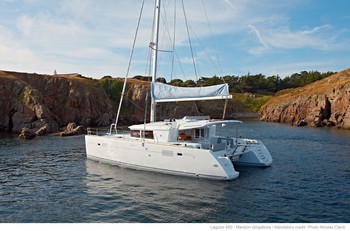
xmin=150 ymin=0 xmax=161 ymax=123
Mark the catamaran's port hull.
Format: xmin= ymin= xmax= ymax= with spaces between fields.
xmin=85 ymin=135 xmax=239 ymax=181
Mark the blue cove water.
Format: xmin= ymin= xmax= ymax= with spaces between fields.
xmin=0 ymin=120 xmax=349 ymax=223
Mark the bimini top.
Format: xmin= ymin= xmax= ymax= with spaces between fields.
xmin=177 ymin=118 xmax=242 ymax=130
xmin=128 ymin=117 xmax=242 ymax=131
xmin=151 ymin=82 xmax=232 ymax=103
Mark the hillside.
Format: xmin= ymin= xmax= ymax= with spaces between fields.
xmin=259 ymin=68 xmax=350 ymax=129
xmin=0 ymin=70 xmax=247 ymax=137
xmin=0 ymin=71 xmax=116 ymax=135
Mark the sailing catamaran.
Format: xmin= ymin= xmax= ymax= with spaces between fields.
xmin=85 ymin=0 xmax=272 ymax=180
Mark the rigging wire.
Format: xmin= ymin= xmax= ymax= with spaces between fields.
xmin=114 ymin=0 xmax=145 ymax=132
xmin=200 ymin=1 xmax=228 ymax=119
xmin=153 ymin=0 xmax=178 ymax=82
xmin=161 ymin=1 xmax=186 ymax=82
xmin=181 ymin=0 xmax=198 ymax=81
xmin=202 ymin=0 xmax=228 ymax=120
xmin=124 ymin=0 xmax=229 ymax=120
xmin=158 ymin=0 xmax=173 ymax=81
xmin=201 ymin=0 xmax=224 ymax=78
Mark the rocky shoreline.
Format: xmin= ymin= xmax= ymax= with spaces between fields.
xmin=0 ymin=71 xmax=116 ymax=139
xmin=2 ymin=68 xmax=349 ymax=140
xmin=259 ymin=68 xmax=350 ymax=129
xmin=0 ymin=70 xmax=254 ymax=139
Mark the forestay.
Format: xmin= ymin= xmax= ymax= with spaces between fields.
xmin=151 ymin=82 xmax=232 ymax=102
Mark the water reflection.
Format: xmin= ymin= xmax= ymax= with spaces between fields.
xmin=85 ymin=160 xmax=228 ymax=222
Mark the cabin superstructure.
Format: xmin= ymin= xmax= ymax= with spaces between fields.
xmin=128 ymin=116 xmax=247 ymax=157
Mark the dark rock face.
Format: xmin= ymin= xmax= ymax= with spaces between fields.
xmin=1 ymin=70 xmax=254 ymax=137
xmin=259 ymin=69 xmax=350 ymax=129
xmin=0 ymin=71 xmax=115 ymax=136
xmin=18 ymin=127 xmax=36 ymax=140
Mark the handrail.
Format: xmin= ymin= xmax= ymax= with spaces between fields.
xmin=86 ymin=126 xmax=112 ymax=136
xmin=231 ymin=143 xmax=248 ymax=155
xmin=109 ymin=123 xmax=117 ymax=135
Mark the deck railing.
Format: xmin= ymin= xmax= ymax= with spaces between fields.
xmin=87 ymin=127 xmax=112 ymax=136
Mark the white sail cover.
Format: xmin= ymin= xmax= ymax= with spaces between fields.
xmin=151 ymin=82 xmax=232 ymax=102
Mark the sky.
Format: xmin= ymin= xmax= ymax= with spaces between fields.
xmin=0 ymin=0 xmax=349 ymax=81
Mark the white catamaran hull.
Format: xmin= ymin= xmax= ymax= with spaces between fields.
xmin=85 ymin=135 xmax=240 ymax=180
xmin=233 ymin=139 xmax=273 ymax=167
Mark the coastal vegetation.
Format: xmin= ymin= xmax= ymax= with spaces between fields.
xmin=156 ymin=70 xmax=335 ymax=92
xmin=124 ymin=70 xmax=336 ymax=112
xmin=1 ymin=68 xmax=348 ymax=139
xmin=73 ymin=70 xmax=337 ymax=114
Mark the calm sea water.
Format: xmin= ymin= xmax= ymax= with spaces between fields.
xmin=1 ymin=120 xmax=349 ymax=223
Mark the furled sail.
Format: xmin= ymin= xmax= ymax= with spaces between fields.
xmin=151 ymin=82 xmax=232 ymax=102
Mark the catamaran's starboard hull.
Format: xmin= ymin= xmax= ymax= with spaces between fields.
xmin=234 ymin=140 xmax=273 ymax=167
xmin=85 ymin=135 xmax=239 ymax=181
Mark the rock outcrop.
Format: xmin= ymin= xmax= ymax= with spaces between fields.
xmin=0 ymin=71 xmax=115 ymax=137
xmin=259 ymin=69 xmax=350 ymax=129
xmin=0 ymin=70 xmax=253 ymax=138
xmin=18 ymin=127 xmax=36 ymax=140
xmin=59 ymin=122 xmax=85 ymax=136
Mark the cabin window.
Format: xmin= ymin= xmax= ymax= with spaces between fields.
xmin=178 ymin=130 xmax=192 ymax=141
xmin=143 ymin=131 xmax=154 ymax=139
xmin=130 ymin=130 xmax=140 ymax=138
xmin=195 ymin=128 xmax=205 ymax=139
xmin=130 ymin=130 xmax=154 ymax=139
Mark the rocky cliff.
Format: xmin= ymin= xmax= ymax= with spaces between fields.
xmin=0 ymin=70 xmax=242 ymax=137
xmin=0 ymin=71 xmax=115 ymax=136
xmin=259 ymin=68 xmax=350 ymax=129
